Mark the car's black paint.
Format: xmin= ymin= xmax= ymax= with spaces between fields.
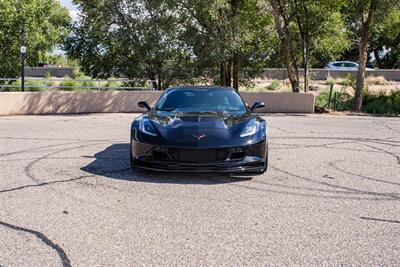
xmin=250 ymin=101 xmax=265 ymax=112
xmin=130 ymin=86 xmax=268 ymax=174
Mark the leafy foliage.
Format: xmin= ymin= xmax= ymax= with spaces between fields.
xmin=63 ymin=0 xmax=277 ymax=89
xmin=316 ymin=88 xmax=400 ymax=114
xmin=0 ymin=0 xmax=70 ymax=78
xmin=362 ymin=90 xmax=400 ymax=114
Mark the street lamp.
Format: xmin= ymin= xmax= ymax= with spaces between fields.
xmin=21 ymin=17 xmax=26 ymax=92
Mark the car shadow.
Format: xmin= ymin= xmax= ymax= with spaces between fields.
xmin=81 ymin=143 xmax=252 ymax=185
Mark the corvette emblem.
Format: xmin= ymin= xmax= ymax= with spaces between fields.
xmin=192 ymin=134 xmax=206 ymax=141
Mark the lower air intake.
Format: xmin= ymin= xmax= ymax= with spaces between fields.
xmin=168 ymin=148 xmax=230 ymax=163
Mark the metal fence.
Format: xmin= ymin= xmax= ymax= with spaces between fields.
xmin=0 ymin=77 xmax=156 ymax=91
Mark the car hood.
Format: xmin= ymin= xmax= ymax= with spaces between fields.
xmin=141 ymin=110 xmax=260 ymax=147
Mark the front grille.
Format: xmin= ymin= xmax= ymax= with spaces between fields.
xmin=167 ymin=148 xmax=230 ymax=163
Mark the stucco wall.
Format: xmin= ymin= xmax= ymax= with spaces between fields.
xmin=0 ymin=91 xmax=314 ymax=116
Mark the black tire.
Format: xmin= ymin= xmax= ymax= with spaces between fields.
xmin=264 ymin=141 xmax=269 ymax=172
xmin=231 ymin=141 xmax=269 ymax=176
xmin=129 ymin=145 xmax=135 ymax=170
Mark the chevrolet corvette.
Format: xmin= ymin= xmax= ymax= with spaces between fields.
xmin=130 ymin=86 xmax=268 ymax=174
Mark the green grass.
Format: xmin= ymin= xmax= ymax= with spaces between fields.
xmin=362 ymin=90 xmax=400 ymax=115
xmin=316 ymin=89 xmax=400 ymax=115
xmin=5 ymin=79 xmax=46 ymax=91
xmin=59 ymin=78 xmax=79 ymax=91
xmin=106 ymin=77 xmax=123 ymax=88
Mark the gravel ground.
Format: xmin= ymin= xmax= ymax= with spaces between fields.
xmin=0 ymin=113 xmax=399 ymax=266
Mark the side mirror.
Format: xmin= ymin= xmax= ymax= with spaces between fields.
xmin=138 ymin=101 xmax=151 ymax=110
xmin=250 ymin=102 xmax=265 ymax=112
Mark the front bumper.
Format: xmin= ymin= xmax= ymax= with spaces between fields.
xmin=130 ymin=140 xmax=267 ymax=173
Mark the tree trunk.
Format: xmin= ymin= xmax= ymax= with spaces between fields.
xmin=233 ymin=54 xmax=239 ymax=91
xmin=353 ymin=0 xmax=378 ymax=112
xmin=270 ymin=0 xmax=300 ymax=93
xmin=304 ymin=35 xmax=310 ymax=92
xmin=149 ymin=73 xmax=157 ymax=90
xmin=220 ymin=61 xmax=226 ymax=86
xmin=226 ymin=59 xmax=232 ymax=87
xmin=157 ymin=71 xmax=162 ymax=91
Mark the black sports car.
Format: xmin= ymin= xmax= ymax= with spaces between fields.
xmin=130 ymin=86 xmax=268 ymax=174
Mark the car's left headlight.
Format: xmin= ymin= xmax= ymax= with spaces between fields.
xmin=240 ymin=119 xmax=261 ymax=137
xmin=139 ymin=118 xmax=158 ymax=136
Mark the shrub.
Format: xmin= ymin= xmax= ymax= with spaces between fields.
xmin=366 ymin=76 xmax=388 ymax=85
xmin=316 ymin=87 xmax=399 ymax=114
xmin=316 ymin=89 xmax=353 ymax=111
xmin=25 ymin=79 xmax=46 ymax=91
xmin=315 ymin=90 xmax=331 ymax=108
xmin=338 ymin=73 xmax=356 ymax=89
xmin=4 ymin=80 xmax=22 ymax=91
xmin=77 ymin=75 xmax=96 ymax=88
xmin=325 ymin=76 xmax=336 ymax=86
xmin=3 ymin=79 xmax=45 ymax=91
xmin=362 ymin=90 xmax=400 ymax=115
xmin=59 ymin=76 xmax=78 ymax=91
xmin=267 ymin=80 xmax=281 ymax=91
xmin=106 ymin=77 xmax=122 ymax=88
xmin=333 ymin=91 xmax=354 ymax=111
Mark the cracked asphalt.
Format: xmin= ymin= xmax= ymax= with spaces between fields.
xmin=0 ymin=113 xmax=399 ymax=266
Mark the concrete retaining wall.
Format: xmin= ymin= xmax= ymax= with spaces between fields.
xmin=0 ymin=91 xmax=314 ymax=116
xmin=263 ymin=68 xmax=400 ymax=81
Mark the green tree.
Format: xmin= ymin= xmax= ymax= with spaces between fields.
xmin=64 ymin=0 xmax=194 ymax=90
xmin=65 ymin=0 xmax=275 ymax=90
xmin=342 ymin=0 xmax=399 ymax=111
xmin=270 ymin=0 xmax=350 ymax=92
xmin=369 ymin=8 xmax=400 ymax=69
xmin=0 ymin=0 xmax=70 ymax=78
xmin=178 ymin=0 xmax=275 ymax=90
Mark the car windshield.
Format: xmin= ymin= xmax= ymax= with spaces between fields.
xmin=156 ymin=88 xmax=246 ymax=112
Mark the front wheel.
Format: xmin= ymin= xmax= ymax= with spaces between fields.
xmin=129 ymin=145 xmax=136 ymax=170
xmin=264 ymin=141 xmax=269 ymax=172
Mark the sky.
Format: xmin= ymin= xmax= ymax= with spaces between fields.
xmin=53 ymin=0 xmax=78 ymax=55
xmin=60 ymin=0 xmax=77 ymax=11
xmin=59 ymin=0 xmax=79 ymax=21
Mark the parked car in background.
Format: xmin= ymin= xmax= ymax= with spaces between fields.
xmin=326 ymin=61 xmax=375 ymax=71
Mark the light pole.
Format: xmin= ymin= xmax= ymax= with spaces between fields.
xmin=21 ymin=18 xmax=26 ymax=92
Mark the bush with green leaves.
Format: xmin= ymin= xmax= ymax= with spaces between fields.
xmin=77 ymin=75 xmax=96 ymax=88
xmin=362 ymin=91 xmax=400 ymax=115
xmin=316 ymin=88 xmax=400 ymax=115
xmin=106 ymin=77 xmax=122 ymax=88
xmin=315 ymin=90 xmax=331 ymax=107
xmin=59 ymin=76 xmax=79 ymax=91
xmin=325 ymin=76 xmax=336 ymax=86
xmin=339 ymin=74 xmax=356 ymax=89
xmin=316 ymin=89 xmax=353 ymax=111
xmin=267 ymin=80 xmax=281 ymax=91
xmin=6 ymin=79 xmax=45 ymax=92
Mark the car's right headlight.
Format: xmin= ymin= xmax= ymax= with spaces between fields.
xmin=240 ymin=119 xmax=260 ymax=137
xmin=139 ymin=118 xmax=158 ymax=136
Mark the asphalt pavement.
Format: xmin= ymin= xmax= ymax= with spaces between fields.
xmin=0 ymin=113 xmax=399 ymax=266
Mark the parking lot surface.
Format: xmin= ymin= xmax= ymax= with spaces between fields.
xmin=0 ymin=113 xmax=399 ymax=266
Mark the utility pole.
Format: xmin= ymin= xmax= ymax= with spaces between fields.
xmin=21 ymin=18 xmax=26 ymax=92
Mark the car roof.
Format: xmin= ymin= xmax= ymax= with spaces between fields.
xmin=166 ymin=85 xmax=236 ymax=92
xmin=329 ymin=61 xmax=357 ymax=64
